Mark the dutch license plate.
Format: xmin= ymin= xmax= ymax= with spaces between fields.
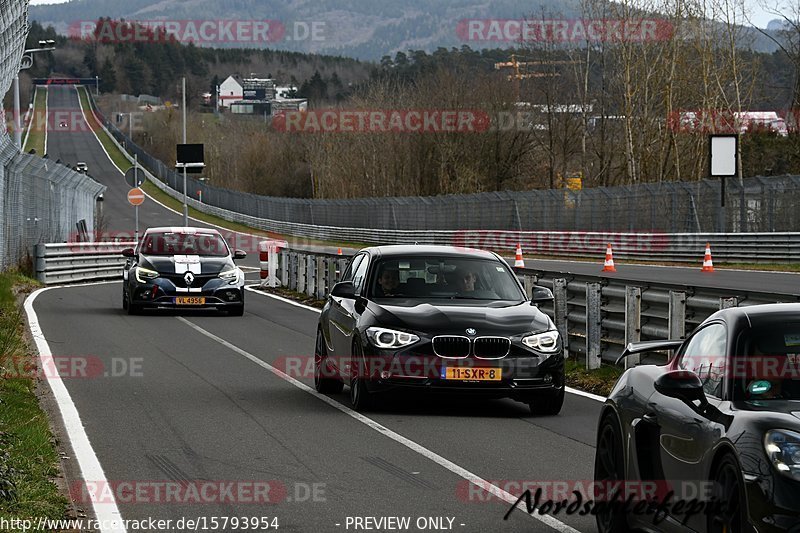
xmin=174 ymin=296 xmax=206 ymax=305
xmin=441 ymin=367 xmax=502 ymax=381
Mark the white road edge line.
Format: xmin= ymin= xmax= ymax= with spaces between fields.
xmin=176 ymin=316 xmax=581 ymax=533
xmin=243 ymin=286 xmax=607 ymax=403
xmin=24 ymin=288 xmax=127 ymax=533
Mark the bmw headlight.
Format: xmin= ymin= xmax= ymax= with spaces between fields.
xmin=135 ymin=267 xmax=159 ymax=283
xmin=366 ymin=327 xmax=419 ymax=349
xmin=219 ymin=268 xmax=240 ymax=284
xmin=764 ymin=429 xmax=800 ymax=481
xmin=522 ymin=330 xmax=560 ymax=353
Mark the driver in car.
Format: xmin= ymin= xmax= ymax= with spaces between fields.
xmin=375 ymin=268 xmax=400 ymax=297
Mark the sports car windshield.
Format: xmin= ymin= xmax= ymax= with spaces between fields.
xmin=733 ymin=324 xmax=800 ymax=401
xmin=369 ymin=256 xmax=525 ymax=302
xmin=140 ymin=232 xmax=230 ymax=257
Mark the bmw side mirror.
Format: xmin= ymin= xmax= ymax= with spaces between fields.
xmin=530 ymin=286 xmax=554 ymax=305
xmin=233 ymin=250 xmax=247 ymax=260
xmin=654 ymin=370 xmax=706 ymax=404
xmin=330 ymin=281 xmax=356 ymax=299
xmin=121 ymin=248 xmax=135 ymax=258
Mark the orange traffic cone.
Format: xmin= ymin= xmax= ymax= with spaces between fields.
xmin=514 ymin=243 xmax=525 ymax=268
xmin=701 ymin=243 xmax=714 ymax=272
xmin=337 ymin=247 xmax=343 ymax=255
xmin=602 ymin=243 xmax=616 ymax=272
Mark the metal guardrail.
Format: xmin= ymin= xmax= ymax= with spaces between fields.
xmin=35 ymin=242 xmax=133 ymax=285
xmin=276 ymin=249 xmax=800 ymax=366
xmin=81 ymin=88 xmax=800 ymax=264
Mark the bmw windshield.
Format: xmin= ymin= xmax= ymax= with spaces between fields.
xmin=369 ymin=256 xmax=525 ymax=302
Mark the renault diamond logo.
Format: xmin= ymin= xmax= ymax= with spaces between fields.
xmin=184 ymin=271 xmax=195 ymax=286
xmin=466 ymin=328 xmax=477 ymax=336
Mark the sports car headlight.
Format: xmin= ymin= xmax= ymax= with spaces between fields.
xmin=135 ymin=267 xmax=159 ymax=283
xmin=219 ymin=268 xmax=239 ymax=284
xmin=522 ymin=331 xmax=560 ymax=353
xmin=764 ymin=429 xmax=800 ymax=481
xmin=366 ymin=327 xmax=419 ymax=349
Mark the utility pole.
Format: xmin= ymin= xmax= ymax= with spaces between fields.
xmin=182 ymin=77 xmax=188 ymax=226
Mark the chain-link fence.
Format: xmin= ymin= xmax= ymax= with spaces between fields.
xmin=0 ymin=0 xmax=107 ymax=269
xmin=90 ymin=93 xmax=800 ymax=233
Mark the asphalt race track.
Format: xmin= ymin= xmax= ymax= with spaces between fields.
xmin=29 ymin=84 xmax=799 ymax=533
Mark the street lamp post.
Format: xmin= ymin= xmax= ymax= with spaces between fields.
xmin=13 ymin=40 xmax=55 ymax=153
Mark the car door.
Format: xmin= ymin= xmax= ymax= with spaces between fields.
xmin=648 ymin=322 xmax=728 ymax=528
xmin=327 ymin=254 xmax=368 ymax=370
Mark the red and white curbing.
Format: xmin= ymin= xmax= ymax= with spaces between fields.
xmin=259 ymin=240 xmax=288 ymax=288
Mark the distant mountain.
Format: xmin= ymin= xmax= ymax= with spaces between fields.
xmin=767 ymin=18 xmax=791 ymax=32
xmin=30 ymin=0 xmax=782 ymax=60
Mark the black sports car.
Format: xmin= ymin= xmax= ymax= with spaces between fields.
xmin=121 ymin=226 xmax=246 ymax=315
xmin=315 ymin=245 xmax=565 ymax=414
xmin=595 ymin=303 xmax=800 ymax=533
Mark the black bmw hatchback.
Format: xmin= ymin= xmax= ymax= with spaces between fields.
xmin=315 ymin=245 xmax=565 ymax=414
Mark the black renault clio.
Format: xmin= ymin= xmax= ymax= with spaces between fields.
xmin=315 ymin=245 xmax=565 ymax=414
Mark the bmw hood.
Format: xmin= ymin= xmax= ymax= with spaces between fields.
xmin=139 ymin=254 xmax=234 ymax=275
xmin=366 ymin=300 xmax=553 ymax=336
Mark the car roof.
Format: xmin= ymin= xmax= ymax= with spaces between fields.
xmin=359 ymin=244 xmax=499 ymax=260
xmin=709 ymin=303 xmax=800 ymax=328
xmin=143 ymin=226 xmax=221 ymax=235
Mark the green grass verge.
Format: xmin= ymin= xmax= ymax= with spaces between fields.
xmin=564 ymin=358 xmax=623 ymax=397
xmin=22 ymin=88 xmax=47 ymax=156
xmin=0 ymin=272 xmax=68 ymax=522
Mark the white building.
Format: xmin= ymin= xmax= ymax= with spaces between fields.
xmin=218 ymin=75 xmax=243 ymax=108
xmin=274 ymin=85 xmax=298 ymax=100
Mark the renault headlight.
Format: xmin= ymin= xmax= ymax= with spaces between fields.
xmin=366 ymin=327 xmax=419 ymax=349
xmin=764 ymin=429 xmax=800 ymax=482
xmin=135 ymin=267 xmax=159 ymax=283
xmin=219 ymin=268 xmax=240 ymax=284
xmin=522 ymin=330 xmax=560 ymax=353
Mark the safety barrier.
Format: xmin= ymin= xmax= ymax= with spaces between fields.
xmin=34 ymin=242 xmax=133 ymax=285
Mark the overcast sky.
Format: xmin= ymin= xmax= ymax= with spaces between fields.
xmin=28 ymin=0 xmax=786 ymax=29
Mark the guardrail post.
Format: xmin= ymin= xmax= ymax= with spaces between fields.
xmin=327 ymin=259 xmax=338 ymax=291
xmin=288 ymin=253 xmax=297 ymax=291
xmin=316 ymin=258 xmax=327 ymax=299
xmin=337 ymin=259 xmax=348 ymax=282
xmin=280 ymin=251 xmax=289 ymax=287
xmin=306 ymin=256 xmax=315 ymax=297
xmin=720 ymin=297 xmax=738 ymax=309
xmin=522 ymin=274 xmax=535 ymax=299
xmin=35 ymin=243 xmax=46 ymax=283
xmin=668 ymin=291 xmax=686 ymax=340
xmin=624 ymin=286 xmax=642 ymax=368
xmin=297 ymin=254 xmax=307 ymax=294
xmin=586 ymin=282 xmax=602 ymax=370
xmin=553 ymin=278 xmax=568 ymax=358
